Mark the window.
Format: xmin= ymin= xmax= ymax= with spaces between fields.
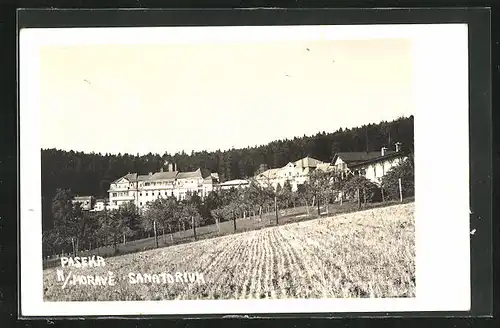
xmin=113 ymin=193 xmax=117 ymax=197
xmin=140 ymin=193 xmax=142 ymax=196
xmin=140 ymin=202 xmax=143 ymax=206
xmin=113 ymin=201 xmax=117 ymax=205
xmin=145 ymin=182 xmax=150 ymax=186
xmin=164 ymin=191 xmax=167 ymax=195
xmin=146 ymin=192 xmax=148 ymax=196
xmin=152 ymin=192 xmax=155 ymax=196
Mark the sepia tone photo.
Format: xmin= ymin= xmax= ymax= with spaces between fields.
xmin=37 ymin=34 xmax=416 ymax=302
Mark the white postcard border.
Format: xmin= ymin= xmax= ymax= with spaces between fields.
xmin=19 ymin=23 xmax=470 ymax=316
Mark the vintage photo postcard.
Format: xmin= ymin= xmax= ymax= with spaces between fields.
xmin=19 ymin=22 xmax=471 ymax=317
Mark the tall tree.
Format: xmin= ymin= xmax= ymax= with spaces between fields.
xmin=50 ymin=189 xmax=87 ymax=256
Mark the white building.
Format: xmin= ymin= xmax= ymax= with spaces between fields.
xmin=331 ymin=142 xmax=407 ymax=185
xmin=219 ymin=179 xmax=250 ymax=190
xmin=108 ymin=166 xmax=219 ymax=211
xmin=255 ymin=156 xmax=331 ymax=191
xmin=72 ymin=196 xmax=94 ymax=211
xmin=91 ymin=198 xmax=109 ymax=211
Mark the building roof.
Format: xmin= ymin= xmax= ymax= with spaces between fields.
xmin=95 ymin=198 xmax=107 ymax=203
xmin=177 ymin=168 xmax=203 ymax=180
xmin=333 ymin=151 xmax=396 ymax=166
xmin=73 ymin=196 xmax=93 ymax=201
xmin=112 ymin=173 xmax=148 ymax=184
xmin=294 ymin=156 xmax=324 ymax=168
xmin=258 ymin=168 xmax=281 ymax=180
xmin=220 ymin=179 xmax=250 ymax=186
xmin=150 ymin=171 xmax=178 ymax=181
xmin=200 ymin=168 xmax=213 ymax=179
xmin=113 ymin=167 xmax=217 ymax=185
xmin=349 ymin=151 xmax=407 ymax=168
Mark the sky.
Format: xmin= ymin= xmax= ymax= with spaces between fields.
xmin=39 ymin=37 xmax=414 ymax=155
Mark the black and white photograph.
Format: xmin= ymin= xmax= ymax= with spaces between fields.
xmin=19 ymin=15 xmax=474 ymax=316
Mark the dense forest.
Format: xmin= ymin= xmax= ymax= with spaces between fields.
xmin=41 ymin=115 xmax=414 ymax=229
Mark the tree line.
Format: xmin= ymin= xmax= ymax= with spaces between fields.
xmin=41 ymin=116 xmax=414 ymax=229
xmin=42 ymin=155 xmax=414 ymax=258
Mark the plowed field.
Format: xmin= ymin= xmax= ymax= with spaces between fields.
xmin=43 ymin=202 xmax=415 ymax=301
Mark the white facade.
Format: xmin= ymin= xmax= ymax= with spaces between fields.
xmin=72 ymin=196 xmax=94 ymax=211
xmin=352 ymin=156 xmax=407 ymax=184
xmin=91 ymin=199 xmax=109 ymax=212
xmin=255 ymin=157 xmax=331 ymax=191
xmin=108 ymin=168 xmax=219 ymax=211
xmin=332 ymin=144 xmax=408 ymax=185
xmin=220 ymin=179 xmax=250 ymax=190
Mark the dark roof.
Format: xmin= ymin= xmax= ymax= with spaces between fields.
xmin=200 ymin=168 xmax=213 ymax=179
xmin=177 ymin=168 xmax=203 ymax=180
xmin=293 ymin=156 xmax=324 ymax=168
xmin=116 ymin=173 xmax=154 ymax=183
xmin=333 ymin=151 xmax=396 ymax=166
xmin=349 ymin=151 xmax=406 ymax=168
xmin=114 ymin=168 xmax=216 ymax=184
xmin=151 ymin=171 xmax=178 ymax=181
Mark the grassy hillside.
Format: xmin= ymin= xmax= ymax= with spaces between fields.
xmin=43 ymin=202 xmax=415 ymax=301
xmin=43 ymin=197 xmax=415 ymax=268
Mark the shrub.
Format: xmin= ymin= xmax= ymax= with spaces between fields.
xmin=381 ymin=157 xmax=414 ymax=200
xmin=342 ymin=176 xmax=380 ymax=203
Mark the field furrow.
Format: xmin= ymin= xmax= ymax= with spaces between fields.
xmin=273 ymin=228 xmax=301 ymax=298
xmin=253 ymin=231 xmax=267 ymax=298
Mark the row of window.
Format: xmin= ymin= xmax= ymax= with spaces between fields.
xmin=111 ymin=192 xmax=129 ymax=197
xmin=115 ymin=180 xmax=205 ymax=190
xmin=112 ymin=190 xmax=207 ymax=198
xmin=140 ymin=191 xmax=174 ymax=197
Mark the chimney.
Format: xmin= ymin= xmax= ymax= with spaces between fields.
xmin=148 ymin=172 xmax=152 ymax=176
xmin=160 ymin=167 xmax=163 ymax=172
xmin=395 ymin=142 xmax=402 ymax=152
xmin=168 ymin=163 xmax=173 ymax=172
xmin=381 ymin=147 xmax=388 ymax=156
xmin=174 ymin=163 xmax=177 ymax=172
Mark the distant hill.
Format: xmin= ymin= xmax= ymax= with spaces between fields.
xmin=41 ymin=115 xmax=414 ymax=228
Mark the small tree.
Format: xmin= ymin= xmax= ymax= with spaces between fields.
xmin=342 ymin=175 xmax=380 ymax=207
xmin=97 ymin=207 xmax=126 ymax=252
xmin=307 ymin=169 xmax=331 ymax=216
xmin=247 ymin=178 xmax=274 ymax=221
xmin=225 ymin=201 xmax=239 ymax=232
xmin=296 ymin=183 xmax=313 ymax=215
xmin=181 ymin=202 xmax=202 ymax=241
xmin=117 ymin=202 xmax=141 ymax=245
xmin=210 ymin=207 xmax=225 ymax=233
xmin=381 ymin=157 xmax=415 ymax=200
xmin=280 ymin=180 xmax=293 ymax=215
